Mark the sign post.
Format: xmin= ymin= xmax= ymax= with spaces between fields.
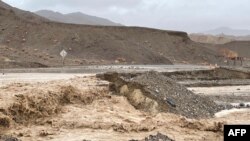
xmin=2 ymin=62 xmax=4 ymax=75
xmin=60 ymin=49 xmax=67 ymax=67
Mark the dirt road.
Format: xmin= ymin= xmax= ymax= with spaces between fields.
xmin=0 ymin=65 xmax=214 ymax=86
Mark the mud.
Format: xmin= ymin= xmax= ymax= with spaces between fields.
xmin=0 ymin=72 xmax=249 ymax=141
xmin=0 ymin=135 xmax=21 ymax=141
xmin=0 ymin=113 xmax=11 ymax=135
xmin=8 ymin=91 xmax=61 ymax=124
xmin=5 ymin=85 xmax=107 ymax=125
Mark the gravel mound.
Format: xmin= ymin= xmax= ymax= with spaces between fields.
xmin=98 ymin=71 xmax=224 ymax=118
xmin=129 ymin=133 xmax=174 ymax=141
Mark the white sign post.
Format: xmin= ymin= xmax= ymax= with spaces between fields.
xmin=60 ymin=49 xmax=67 ymax=66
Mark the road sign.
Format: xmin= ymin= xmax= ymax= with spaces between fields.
xmin=60 ymin=49 xmax=67 ymax=66
xmin=60 ymin=49 xmax=67 ymax=58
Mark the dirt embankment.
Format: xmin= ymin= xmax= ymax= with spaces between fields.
xmin=97 ymin=71 xmax=223 ymax=118
xmin=162 ymin=67 xmax=250 ymax=88
xmin=164 ymin=67 xmax=250 ymax=81
xmin=0 ymin=1 xmax=224 ymax=68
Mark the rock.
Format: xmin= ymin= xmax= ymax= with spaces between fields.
xmin=145 ymin=133 xmax=174 ymax=141
xmin=129 ymin=133 xmax=174 ymax=141
xmin=166 ymin=98 xmax=176 ymax=108
xmin=239 ymin=103 xmax=245 ymax=107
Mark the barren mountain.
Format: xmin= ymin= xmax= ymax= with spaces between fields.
xmin=202 ymin=27 xmax=250 ymax=36
xmin=189 ymin=34 xmax=235 ymax=44
xmin=35 ymin=10 xmax=122 ymax=26
xmin=189 ymin=33 xmax=250 ymax=44
xmin=0 ymin=1 xmax=223 ymax=68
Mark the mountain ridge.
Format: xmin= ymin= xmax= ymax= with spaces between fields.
xmin=35 ymin=10 xmax=122 ymax=26
xmin=201 ymin=27 xmax=250 ymax=36
xmin=189 ymin=33 xmax=250 ymax=44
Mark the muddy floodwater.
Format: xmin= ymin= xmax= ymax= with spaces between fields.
xmin=1 ymin=66 xmax=250 ymax=141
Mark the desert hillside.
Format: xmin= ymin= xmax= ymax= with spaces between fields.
xmin=0 ymin=1 xmax=223 ymax=68
xmin=216 ymin=41 xmax=250 ymax=58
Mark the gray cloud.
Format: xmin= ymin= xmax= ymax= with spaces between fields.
xmin=3 ymin=0 xmax=250 ymax=32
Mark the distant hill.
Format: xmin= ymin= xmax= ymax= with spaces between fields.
xmin=189 ymin=34 xmax=234 ymax=44
xmin=0 ymin=0 xmax=47 ymax=23
xmin=202 ymin=27 xmax=250 ymax=36
xmin=189 ymin=33 xmax=250 ymax=44
xmin=35 ymin=10 xmax=122 ymax=26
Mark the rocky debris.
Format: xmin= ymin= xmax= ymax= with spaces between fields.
xmin=129 ymin=133 xmax=174 ymax=141
xmin=239 ymin=103 xmax=245 ymax=107
xmin=0 ymin=135 xmax=21 ymax=141
xmin=98 ymin=71 xmax=224 ymax=118
xmin=164 ymin=68 xmax=250 ymax=81
xmin=232 ymin=103 xmax=250 ymax=109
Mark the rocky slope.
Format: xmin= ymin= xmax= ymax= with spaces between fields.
xmin=0 ymin=1 xmax=223 ymax=68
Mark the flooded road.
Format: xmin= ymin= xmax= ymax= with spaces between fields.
xmin=2 ymin=65 xmax=214 ymax=73
xmin=0 ymin=65 xmax=214 ymax=86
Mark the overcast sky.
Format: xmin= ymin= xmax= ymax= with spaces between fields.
xmin=2 ymin=0 xmax=250 ymax=33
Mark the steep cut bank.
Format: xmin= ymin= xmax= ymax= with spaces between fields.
xmin=0 ymin=1 xmax=222 ymax=68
